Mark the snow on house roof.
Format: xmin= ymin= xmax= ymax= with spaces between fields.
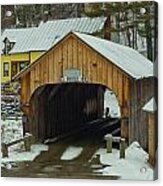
xmin=1 ymin=27 xmax=38 ymax=54
xmin=1 ymin=17 xmax=107 ymax=54
xmin=74 ymin=32 xmax=154 ymax=79
xmin=142 ymin=97 xmax=157 ymax=113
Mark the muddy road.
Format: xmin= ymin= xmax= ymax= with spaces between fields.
xmin=2 ymin=119 xmax=120 ymax=180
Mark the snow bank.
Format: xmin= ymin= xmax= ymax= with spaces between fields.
xmin=1 ymin=119 xmax=48 ymax=169
xmin=60 ymin=146 xmax=83 ymax=160
xmin=94 ymin=142 xmax=154 ymax=181
xmin=1 ymin=119 xmax=23 ymax=144
xmin=1 ymin=144 xmax=48 ymax=164
xmin=142 ymin=97 xmax=157 ymax=113
xmin=104 ymin=90 xmax=121 ymax=118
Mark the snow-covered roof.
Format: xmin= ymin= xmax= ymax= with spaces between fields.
xmin=74 ymin=32 xmax=154 ymax=79
xmin=1 ymin=17 xmax=107 ymax=54
xmin=142 ymin=97 xmax=157 ymax=113
xmin=1 ymin=27 xmax=38 ymax=54
xmin=13 ymin=31 xmax=154 ymax=80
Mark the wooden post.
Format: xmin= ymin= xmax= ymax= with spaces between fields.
xmin=148 ymin=113 xmax=156 ymax=166
xmin=120 ymin=138 xmax=126 ymax=159
xmin=121 ymin=117 xmax=129 ymax=143
xmin=104 ymin=134 xmax=112 ymax=153
xmin=2 ymin=143 xmax=8 ymax=158
xmin=24 ymin=137 xmax=31 ymax=151
xmin=30 ymin=135 xmax=35 ymax=145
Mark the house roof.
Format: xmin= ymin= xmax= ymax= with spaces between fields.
xmin=13 ymin=31 xmax=154 ymax=81
xmin=1 ymin=27 xmax=38 ymax=54
xmin=142 ymin=97 xmax=157 ymax=113
xmin=1 ymin=17 xmax=107 ymax=54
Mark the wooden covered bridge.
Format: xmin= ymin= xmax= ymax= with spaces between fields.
xmin=13 ymin=31 xmax=155 ymax=149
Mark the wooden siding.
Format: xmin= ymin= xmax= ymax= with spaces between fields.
xmin=128 ymin=77 xmax=156 ymax=149
xmin=148 ymin=113 xmax=157 ymax=166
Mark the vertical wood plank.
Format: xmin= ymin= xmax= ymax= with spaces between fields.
xmin=106 ymin=61 xmax=113 ymax=89
xmin=82 ymin=43 xmax=87 ymax=81
xmin=91 ymin=52 xmax=97 ymax=83
xmin=63 ymin=40 xmax=68 ymax=73
xmin=48 ymin=52 xmax=54 ymax=83
xmin=30 ymin=69 xmax=35 ymax=95
xmin=77 ymin=40 xmax=83 ymax=77
xmin=53 ymin=52 xmax=57 ymax=82
xmin=117 ymin=69 xmax=123 ymax=106
xmin=55 ymin=48 xmax=60 ymax=82
xmin=67 ymin=37 xmax=73 ymax=69
xmin=112 ymin=66 xmax=118 ymax=96
xmin=72 ymin=37 xmax=78 ymax=69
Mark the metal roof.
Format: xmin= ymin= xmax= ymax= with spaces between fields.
xmin=74 ymin=32 xmax=154 ymax=79
xmin=1 ymin=17 xmax=107 ymax=54
xmin=1 ymin=27 xmax=38 ymax=54
xmin=13 ymin=31 xmax=154 ymax=81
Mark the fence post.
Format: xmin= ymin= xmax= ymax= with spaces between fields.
xmin=120 ymin=138 xmax=126 ymax=159
xmin=104 ymin=134 xmax=112 ymax=153
xmin=2 ymin=143 xmax=8 ymax=158
xmin=24 ymin=137 xmax=31 ymax=151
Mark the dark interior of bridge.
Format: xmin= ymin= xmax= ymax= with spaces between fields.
xmin=29 ymin=83 xmax=120 ymax=142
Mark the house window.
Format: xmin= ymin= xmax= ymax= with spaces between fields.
xmin=3 ymin=62 xmax=9 ymax=77
xmin=19 ymin=61 xmax=29 ymax=71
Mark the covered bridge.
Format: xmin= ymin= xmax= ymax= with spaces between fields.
xmin=13 ymin=31 xmax=156 ymax=149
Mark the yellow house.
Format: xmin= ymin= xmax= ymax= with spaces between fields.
xmin=1 ymin=17 xmax=107 ymax=85
xmin=1 ymin=27 xmax=45 ymax=84
xmin=1 ymin=50 xmax=43 ymax=84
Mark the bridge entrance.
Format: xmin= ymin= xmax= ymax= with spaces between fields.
xmin=29 ymin=83 xmax=115 ymax=142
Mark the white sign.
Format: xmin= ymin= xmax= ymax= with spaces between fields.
xmin=63 ymin=69 xmax=82 ymax=82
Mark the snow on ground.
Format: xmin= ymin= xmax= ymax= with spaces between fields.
xmin=104 ymin=90 xmax=121 ymax=118
xmin=142 ymin=97 xmax=157 ymax=113
xmin=1 ymin=119 xmax=23 ymax=144
xmin=93 ymin=142 xmax=154 ymax=181
xmin=60 ymin=146 xmax=83 ymax=160
xmin=1 ymin=144 xmax=48 ymax=165
xmin=1 ymin=119 xmax=48 ymax=168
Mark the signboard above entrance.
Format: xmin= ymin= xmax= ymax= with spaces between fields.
xmin=63 ymin=69 xmax=83 ymax=82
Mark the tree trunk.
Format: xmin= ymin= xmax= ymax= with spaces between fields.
xmin=145 ymin=7 xmax=153 ymax=61
xmin=104 ymin=13 xmax=111 ymax=40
